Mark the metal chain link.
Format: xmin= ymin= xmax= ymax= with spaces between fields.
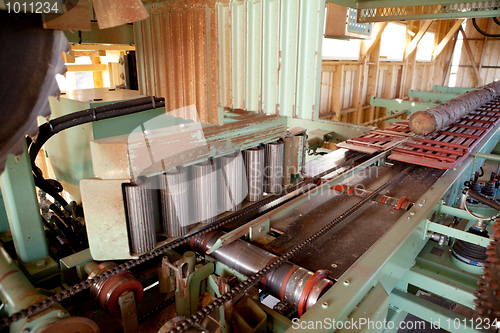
xmin=0 ymin=153 xmax=369 ymax=329
xmin=169 ymin=165 xmax=414 ymax=333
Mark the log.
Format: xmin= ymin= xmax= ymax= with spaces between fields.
xmin=408 ymin=81 xmax=500 ymax=135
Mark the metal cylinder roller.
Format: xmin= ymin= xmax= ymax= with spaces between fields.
xmin=160 ymin=167 xmax=190 ymax=237
xmin=191 ymin=231 xmax=332 ymax=315
xmin=243 ymin=146 xmax=265 ymax=201
xmin=87 ymin=262 xmax=144 ymax=318
xmin=191 ymin=160 xmax=217 ymax=224
xmin=264 ymin=141 xmax=284 ymax=194
xmin=218 ymin=152 xmax=245 ymax=212
xmin=123 ymin=181 xmax=156 ymax=254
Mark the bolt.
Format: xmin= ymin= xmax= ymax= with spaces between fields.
xmin=36 ymin=259 xmax=46 ymax=268
xmin=344 ymin=280 xmax=350 ymax=286
xmin=419 ymin=203 xmax=423 ymax=207
xmin=258 ymin=227 xmax=264 ymax=233
xmin=331 ymin=263 xmax=338 ymax=268
xmin=410 ymin=212 xmax=415 ymax=216
xmin=322 ymin=301 xmax=328 ymax=308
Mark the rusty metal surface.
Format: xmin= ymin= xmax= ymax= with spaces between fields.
xmin=262 ymin=162 xmax=443 ymax=280
xmin=135 ymin=0 xmax=325 ymax=123
xmin=135 ymin=0 xmax=219 ymax=124
xmin=93 ymin=0 xmax=149 ymax=29
xmin=0 ymin=13 xmax=68 ymax=175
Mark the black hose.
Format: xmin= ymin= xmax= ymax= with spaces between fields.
xmin=29 ymin=97 xmax=165 ymax=162
xmin=472 ymin=18 xmax=500 ymax=38
xmin=493 ymin=17 xmax=500 ymax=26
xmin=28 ymin=96 xmax=165 ymax=207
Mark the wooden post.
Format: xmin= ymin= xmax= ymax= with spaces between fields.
xmin=91 ymin=56 xmax=104 ymax=88
xmin=331 ymin=66 xmax=343 ymax=121
xmin=459 ymin=26 xmax=484 ymax=87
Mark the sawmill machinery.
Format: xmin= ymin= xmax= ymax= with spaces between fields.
xmin=5 ymin=1 xmax=500 ymax=333
xmin=0 ymin=81 xmax=500 ymax=333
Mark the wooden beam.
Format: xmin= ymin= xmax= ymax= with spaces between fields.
xmin=71 ymin=44 xmax=135 ymax=51
xmin=92 ymin=56 xmax=104 ymax=88
xmin=432 ymin=19 xmax=464 ymax=59
xmin=360 ymin=22 xmax=388 ymax=61
xmin=442 ymin=31 xmax=459 ymax=86
xmin=404 ymin=20 xmax=433 ymax=60
xmin=73 ymin=50 xmax=107 ymax=58
xmin=61 ymin=51 xmax=75 ymax=64
xmin=459 ymin=26 xmax=484 ymax=87
xmin=331 ymin=65 xmax=344 ymax=121
xmin=65 ymin=64 xmax=107 ymax=72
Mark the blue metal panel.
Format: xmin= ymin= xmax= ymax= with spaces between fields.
xmin=0 ymin=144 xmax=49 ymax=263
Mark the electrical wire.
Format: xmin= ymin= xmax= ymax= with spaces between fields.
xmin=28 ymin=96 xmax=165 ymax=209
xmin=472 ymin=18 xmax=500 ymax=38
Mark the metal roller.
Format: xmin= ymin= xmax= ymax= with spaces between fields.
xmin=264 ymin=141 xmax=284 ymax=194
xmin=218 ymin=152 xmax=245 ymax=212
xmin=159 ymin=167 xmax=189 ymax=237
xmin=191 ymin=231 xmax=332 ymax=314
xmin=243 ymin=146 xmax=265 ymax=201
xmin=123 ymin=181 xmax=156 ymax=254
xmin=191 ymin=160 xmax=217 ymax=224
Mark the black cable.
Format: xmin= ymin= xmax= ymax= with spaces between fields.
xmin=28 ymin=96 xmax=165 ymax=207
xmin=472 ymin=18 xmax=500 ymax=38
xmin=493 ymin=17 xmax=500 ymax=26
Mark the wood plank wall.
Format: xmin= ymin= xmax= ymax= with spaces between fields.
xmin=319 ymin=20 xmax=458 ymax=127
xmin=455 ymin=18 xmax=500 ymax=88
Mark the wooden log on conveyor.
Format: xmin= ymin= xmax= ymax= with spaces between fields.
xmin=409 ymin=81 xmax=500 ymax=135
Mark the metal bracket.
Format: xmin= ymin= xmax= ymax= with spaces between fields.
xmin=425 ymin=219 xmax=492 ymax=247
xmin=119 ymin=290 xmax=138 ymax=333
xmin=408 ymin=90 xmax=460 ymax=103
xmin=206 ymin=217 xmax=271 ymax=254
xmin=433 ymin=85 xmax=474 ymax=94
xmin=370 ymin=96 xmax=436 ymax=120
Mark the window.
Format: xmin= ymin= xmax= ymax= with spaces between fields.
xmin=322 ymin=38 xmax=361 ymax=61
xmin=416 ymin=32 xmax=435 ymax=62
xmin=379 ymin=23 xmax=407 ymax=62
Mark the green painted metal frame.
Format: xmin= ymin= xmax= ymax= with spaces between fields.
xmin=370 ymin=96 xmax=436 ymax=121
xmin=0 ymin=144 xmax=49 ymax=264
xmin=408 ymin=90 xmax=460 ymax=103
xmin=400 ymin=242 xmax=478 ymax=309
xmin=433 ymin=85 xmax=475 ymax=94
xmin=424 ymin=220 xmax=492 ymax=247
xmin=390 ymin=289 xmax=490 ymax=332
xmin=287 ymin=117 xmax=374 ymax=145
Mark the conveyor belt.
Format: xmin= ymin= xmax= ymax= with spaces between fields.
xmin=167 ymin=165 xmax=415 ymax=333
xmin=0 ymin=150 xmax=372 ymax=329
